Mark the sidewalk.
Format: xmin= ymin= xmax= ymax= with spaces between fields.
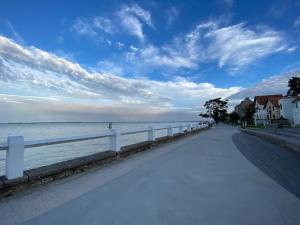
xmin=1 ymin=125 xmax=299 ymax=225
xmin=242 ymin=128 xmax=300 ymax=154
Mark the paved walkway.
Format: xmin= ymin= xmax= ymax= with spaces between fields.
xmin=1 ymin=125 xmax=300 ymax=225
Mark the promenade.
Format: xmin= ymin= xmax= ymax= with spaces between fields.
xmin=1 ymin=124 xmax=299 ymax=225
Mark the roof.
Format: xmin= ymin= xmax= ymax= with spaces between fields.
xmin=254 ymin=94 xmax=283 ymax=105
xmin=264 ymin=96 xmax=282 ymax=108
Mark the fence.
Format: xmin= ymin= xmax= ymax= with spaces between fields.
xmin=0 ymin=123 xmax=208 ymax=180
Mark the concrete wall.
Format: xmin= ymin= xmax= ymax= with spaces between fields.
xmin=0 ymin=127 xmax=209 ymax=197
xmin=293 ymin=102 xmax=300 ymax=125
xmin=279 ymin=98 xmax=294 ymax=123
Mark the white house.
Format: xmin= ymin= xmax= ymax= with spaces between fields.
xmin=279 ymin=96 xmax=300 ymax=126
xmin=264 ymin=97 xmax=281 ymax=121
xmin=254 ymin=94 xmax=282 ymax=125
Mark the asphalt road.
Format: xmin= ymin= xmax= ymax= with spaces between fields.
xmin=233 ymin=132 xmax=300 ymax=198
xmin=4 ymin=125 xmax=300 ymax=225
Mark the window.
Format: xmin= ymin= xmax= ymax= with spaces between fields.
xmin=280 ymin=104 xmax=282 ymax=109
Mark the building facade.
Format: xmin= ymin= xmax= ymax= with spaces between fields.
xmin=279 ymin=96 xmax=300 ymax=126
xmin=254 ymin=94 xmax=282 ymax=125
xmin=235 ymin=97 xmax=254 ymax=123
xmin=264 ymin=96 xmax=282 ymax=121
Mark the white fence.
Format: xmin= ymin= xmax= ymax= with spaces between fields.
xmin=0 ymin=123 xmax=208 ymax=180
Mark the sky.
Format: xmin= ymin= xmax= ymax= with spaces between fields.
xmin=0 ymin=0 xmax=300 ymax=122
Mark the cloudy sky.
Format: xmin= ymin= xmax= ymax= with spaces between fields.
xmin=0 ymin=0 xmax=300 ymax=122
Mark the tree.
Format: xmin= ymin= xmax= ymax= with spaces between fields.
xmin=287 ymin=77 xmax=300 ymax=96
xmin=203 ymin=98 xmax=228 ymax=123
xmin=243 ymin=103 xmax=255 ymax=124
xmin=199 ymin=113 xmax=210 ymax=118
xmin=229 ymin=111 xmax=239 ymax=124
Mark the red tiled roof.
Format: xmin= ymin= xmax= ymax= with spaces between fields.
xmin=254 ymin=94 xmax=283 ymax=105
xmin=265 ymin=96 xmax=282 ymax=107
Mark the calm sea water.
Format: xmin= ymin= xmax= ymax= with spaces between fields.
xmin=0 ymin=122 xmax=197 ymax=175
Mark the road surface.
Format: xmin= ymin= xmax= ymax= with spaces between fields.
xmin=1 ymin=124 xmax=299 ymax=225
xmin=233 ymin=132 xmax=300 ymax=198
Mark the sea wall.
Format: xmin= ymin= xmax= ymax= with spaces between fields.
xmin=0 ymin=127 xmax=209 ymax=197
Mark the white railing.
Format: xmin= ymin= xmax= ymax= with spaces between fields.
xmin=0 ymin=123 xmax=208 ymax=180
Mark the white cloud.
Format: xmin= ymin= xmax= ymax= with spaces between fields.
xmin=0 ymin=35 xmax=241 ymax=121
xmin=93 ymin=17 xmax=116 ymax=34
xmin=120 ymin=4 xmax=153 ymax=27
xmin=229 ymin=70 xmax=300 ymax=100
xmin=165 ymin=6 xmax=179 ymax=26
xmin=95 ymin=60 xmax=124 ymax=75
xmin=294 ymin=16 xmax=300 ymax=28
xmin=72 ymin=18 xmax=97 ymax=37
xmin=71 ymin=4 xmax=153 ymax=42
xmin=223 ymin=0 xmax=234 ymax=8
xmin=116 ymin=41 xmax=125 ymax=49
xmin=130 ymin=45 xmax=138 ymax=51
xmin=117 ymin=4 xmax=153 ymax=41
xmin=204 ymin=23 xmax=290 ymax=72
xmin=126 ymin=20 xmax=292 ymax=72
xmin=4 ymin=20 xmax=26 ymax=45
xmin=138 ymin=44 xmax=198 ymax=69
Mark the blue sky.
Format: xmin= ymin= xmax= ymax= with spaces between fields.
xmin=0 ymin=0 xmax=300 ymax=122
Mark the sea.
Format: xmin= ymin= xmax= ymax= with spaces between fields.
xmin=0 ymin=121 xmax=199 ymax=175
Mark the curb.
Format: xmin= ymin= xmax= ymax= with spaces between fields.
xmin=241 ymin=129 xmax=300 ymax=154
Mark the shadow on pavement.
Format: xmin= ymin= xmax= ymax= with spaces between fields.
xmin=233 ymin=132 xmax=300 ymax=199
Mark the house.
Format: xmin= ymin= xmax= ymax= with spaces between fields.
xmin=253 ymin=94 xmax=283 ymax=125
xmin=279 ymin=96 xmax=300 ymax=126
xmin=235 ymin=97 xmax=254 ymax=120
xmin=264 ymin=95 xmax=282 ymax=121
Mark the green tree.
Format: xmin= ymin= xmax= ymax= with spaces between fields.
xmin=242 ymin=103 xmax=255 ymax=124
xmin=203 ymin=98 xmax=228 ymax=123
xmin=287 ymin=77 xmax=300 ymax=96
xmin=229 ymin=111 xmax=239 ymax=124
xmin=199 ymin=113 xmax=210 ymax=118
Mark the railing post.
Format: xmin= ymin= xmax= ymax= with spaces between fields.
xmin=167 ymin=125 xmax=173 ymax=137
xmin=148 ymin=126 xmax=155 ymax=141
xmin=109 ymin=129 xmax=120 ymax=151
xmin=179 ymin=125 xmax=184 ymax=133
xmin=6 ymin=136 xmax=24 ymax=179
